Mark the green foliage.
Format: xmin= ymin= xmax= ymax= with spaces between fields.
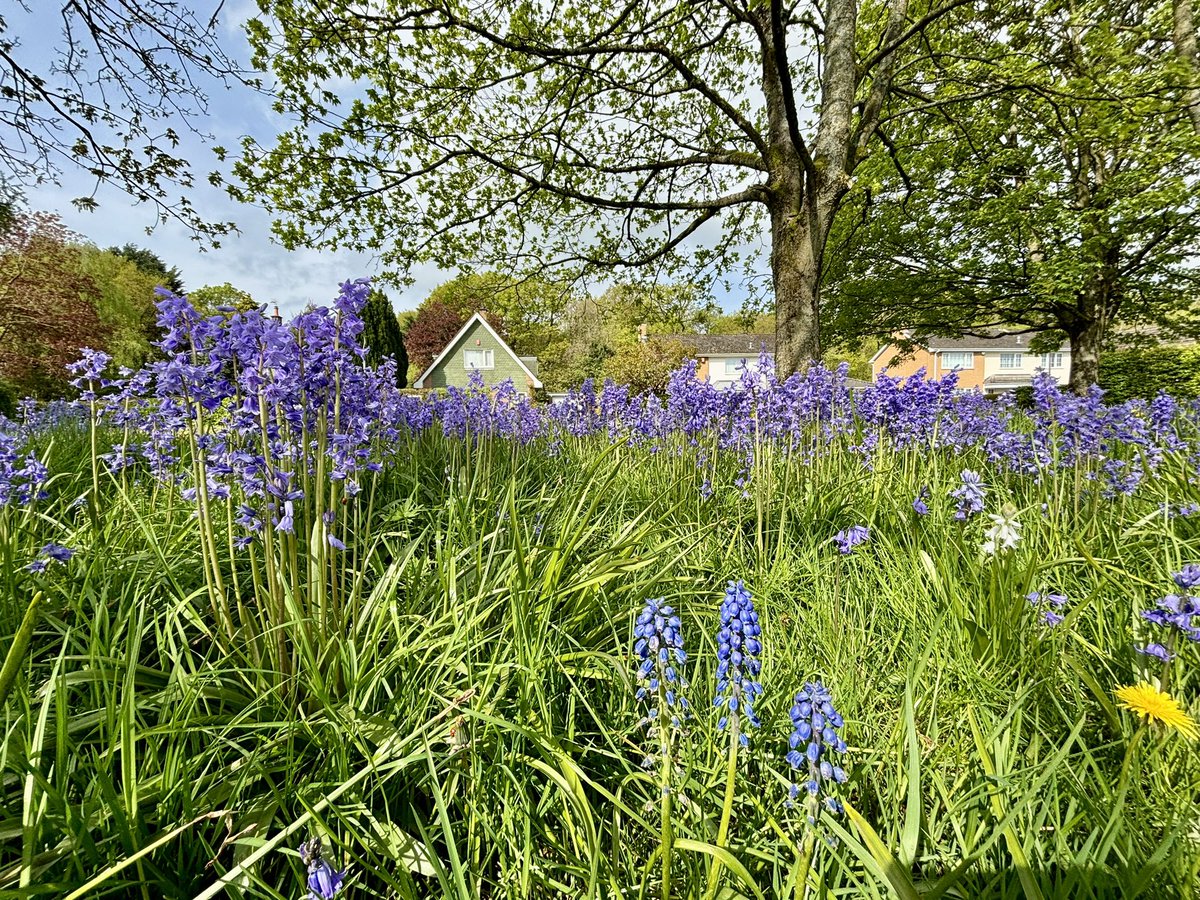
xmin=824 ymin=0 xmax=1200 ymax=388
xmin=3 ymin=415 xmax=1200 ymax=897
xmin=361 ymin=289 xmax=408 ymax=385
xmin=75 ymin=247 xmax=161 ymax=370
xmin=107 ymin=244 xmax=186 ymax=294
xmin=187 ymin=282 xmax=258 ymax=317
xmin=1099 ymin=346 xmax=1200 ymax=402
xmin=601 ymin=338 xmax=691 ymax=393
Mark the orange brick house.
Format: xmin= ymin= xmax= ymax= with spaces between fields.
xmin=870 ymin=333 xmax=1071 ymax=393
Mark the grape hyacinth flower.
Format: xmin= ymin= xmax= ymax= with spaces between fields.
xmin=633 ymin=598 xmax=688 ymax=900
xmin=713 ymin=580 xmax=763 ymax=742
xmin=705 ymin=581 xmax=764 ymax=900
xmin=299 ymin=837 xmax=345 ymax=899
xmin=950 ymin=469 xmax=986 ymax=520
xmin=786 ymin=681 xmax=849 ymax=813
xmin=833 ymin=525 xmax=870 ymax=555
xmin=1026 ymin=590 xmax=1068 ymax=627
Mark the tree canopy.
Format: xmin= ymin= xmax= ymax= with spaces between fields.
xmin=235 ymin=0 xmax=968 ymax=375
xmin=824 ymin=0 xmax=1200 ymax=390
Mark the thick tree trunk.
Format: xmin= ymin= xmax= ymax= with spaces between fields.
xmin=771 ymin=203 xmax=824 ymax=374
xmin=1066 ymin=318 xmax=1104 ymax=394
xmin=1175 ymin=0 xmax=1200 ymax=134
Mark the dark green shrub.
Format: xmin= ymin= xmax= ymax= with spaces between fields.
xmin=1099 ymin=346 xmax=1200 ymax=402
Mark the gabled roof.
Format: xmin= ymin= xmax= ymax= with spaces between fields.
xmin=662 ymin=333 xmax=776 ymax=355
xmin=413 ymin=312 xmax=543 ymax=389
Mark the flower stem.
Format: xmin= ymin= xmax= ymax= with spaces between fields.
xmin=704 ymin=711 xmax=741 ymax=900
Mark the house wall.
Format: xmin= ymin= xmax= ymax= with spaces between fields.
xmin=702 ymin=353 xmax=771 ymax=388
xmin=873 ymin=344 xmax=1072 ymax=389
xmin=980 ymin=350 xmax=1070 ymax=384
xmin=423 ymin=319 xmax=532 ymax=390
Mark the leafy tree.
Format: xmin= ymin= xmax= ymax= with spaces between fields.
xmin=710 ymin=311 xmax=776 ymax=335
xmin=0 ymin=212 xmax=107 ymax=396
xmin=825 ymin=0 xmax=1200 ymax=391
xmin=598 ymin=283 xmax=721 ymax=335
xmin=0 ymin=3 xmax=251 ymax=238
xmin=425 ymin=272 xmax=576 ymax=359
xmin=236 ymin=0 xmax=967 ymax=375
xmin=361 ymin=290 xmax=408 ymax=386
xmin=188 ymin=283 xmax=259 ymax=318
xmin=601 ymin=338 xmax=691 ymax=393
xmin=75 ymin=247 xmax=161 ymax=370
xmin=108 ymin=244 xmax=186 ymax=295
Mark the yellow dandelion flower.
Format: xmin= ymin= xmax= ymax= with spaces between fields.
xmin=1114 ymin=683 xmax=1199 ymax=740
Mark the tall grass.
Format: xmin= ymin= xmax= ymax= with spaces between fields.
xmin=1 ymin=408 xmax=1197 ymax=899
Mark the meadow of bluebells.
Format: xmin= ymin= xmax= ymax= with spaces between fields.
xmin=1 ymin=284 xmax=1199 ymax=899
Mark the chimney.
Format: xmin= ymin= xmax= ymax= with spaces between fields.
xmin=638 ymin=323 xmax=648 ymax=343
xmin=271 ymin=304 xmax=283 ymax=324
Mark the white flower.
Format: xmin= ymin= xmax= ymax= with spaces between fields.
xmin=982 ymin=504 xmax=1021 ymax=555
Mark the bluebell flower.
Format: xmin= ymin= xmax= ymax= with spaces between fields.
xmin=40 ymin=543 xmax=75 ymax=563
xmin=786 ymin=681 xmax=849 ymax=814
xmin=912 ymin=486 xmax=930 ymax=516
xmin=1173 ymin=564 xmax=1200 ymax=593
xmin=833 ymin=525 xmax=869 ymax=555
xmin=299 ymin=837 xmax=345 ymax=899
xmin=1136 ymin=642 xmax=1175 ymax=662
xmin=713 ymin=580 xmax=763 ymax=744
xmin=1026 ymin=590 xmax=1067 ymax=627
xmin=275 ymin=500 xmax=295 ymax=534
xmin=950 ymin=470 xmax=986 ymax=520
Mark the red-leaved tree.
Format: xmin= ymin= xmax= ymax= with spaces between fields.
xmin=403 ymin=300 xmax=506 ymax=375
xmin=0 ymin=212 xmax=108 ymax=396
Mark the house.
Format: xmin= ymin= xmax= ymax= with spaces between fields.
xmin=663 ymin=331 xmax=872 ymax=389
xmin=870 ymin=333 xmax=1070 ymax=392
xmin=412 ymin=312 xmax=543 ymax=393
xmin=664 ymin=333 xmax=777 ymax=388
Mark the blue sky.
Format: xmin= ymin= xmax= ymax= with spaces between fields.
xmin=10 ymin=1 xmax=757 ymax=316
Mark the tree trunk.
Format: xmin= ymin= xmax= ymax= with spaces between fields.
xmin=1175 ymin=0 xmax=1200 ymax=135
xmin=771 ymin=202 xmax=824 ymax=374
xmin=1066 ymin=318 xmax=1104 ymax=394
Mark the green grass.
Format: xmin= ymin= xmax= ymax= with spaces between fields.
xmin=1 ymin=425 xmax=1199 ymax=899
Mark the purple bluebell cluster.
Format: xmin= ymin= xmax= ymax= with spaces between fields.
xmin=912 ymin=486 xmax=930 ymax=516
xmin=786 ymin=681 xmax=849 ymax=813
xmin=0 ymin=432 xmax=48 ymax=509
xmin=714 ymin=580 xmax=763 ymax=744
xmin=1135 ymin=566 xmax=1200 ymax=661
xmin=299 ymin=837 xmax=345 ymax=899
xmin=833 ymin=525 xmax=870 ymax=555
xmin=1026 ymin=590 xmax=1068 ymax=627
xmin=950 ymin=470 xmax=986 ymax=520
xmin=25 ymin=542 xmax=75 ymax=574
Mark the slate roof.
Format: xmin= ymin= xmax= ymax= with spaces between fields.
xmin=662 ymin=333 xmax=776 ymax=354
xmin=923 ymin=333 xmax=1038 ymax=351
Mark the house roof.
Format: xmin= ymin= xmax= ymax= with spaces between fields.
xmin=870 ymin=332 xmax=1060 ymax=365
xmin=412 ymin=312 xmax=543 ymax=389
xmin=662 ymin=333 xmax=776 ymax=355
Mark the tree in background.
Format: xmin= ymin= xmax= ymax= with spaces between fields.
xmin=361 ymin=290 xmax=408 ymax=386
xmin=237 ymin=0 xmax=968 ymax=376
xmin=0 ymin=3 xmax=252 ymax=239
xmin=824 ymin=0 xmax=1200 ymax=391
xmin=188 ymin=283 xmax=259 ymax=317
xmin=404 ymin=301 xmax=491 ymax=375
xmin=0 ymin=212 xmax=107 ymax=396
xmin=601 ymin=339 xmax=691 ymax=394
xmin=109 ymin=244 xmax=186 ymax=295
xmin=75 ymin=247 xmax=161 ymax=370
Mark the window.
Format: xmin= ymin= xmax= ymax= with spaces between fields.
xmin=940 ymin=351 xmax=974 ymax=370
xmin=463 ymin=348 xmax=494 ymax=370
xmin=999 ymin=353 xmax=1022 ymax=369
xmin=1039 ymin=352 xmax=1064 ymax=369
xmin=722 ymin=358 xmax=746 ymax=375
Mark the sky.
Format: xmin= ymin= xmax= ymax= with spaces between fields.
xmin=8 ymin=0 xmax=455 ymax=315
xmin=8 ymin=1 xmax=758 ymax=317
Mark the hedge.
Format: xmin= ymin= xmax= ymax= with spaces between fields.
xmin=1099 ymin=346 xmax=1200 ymax=403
